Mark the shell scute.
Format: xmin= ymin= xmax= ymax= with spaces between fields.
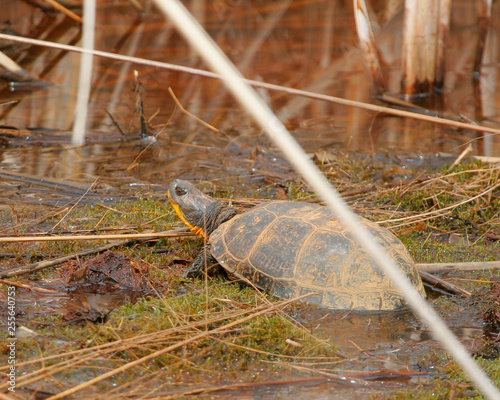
xmin=295 ymin=228 xmax=354 ymax=288
xmin=220 ymin=208 xmax=277 ymax=260
xmin=248 ymin=216 xmax=315 ymax=279
xmin=272 ymin=279 xmax=298 ymax=299
xmin=252 ymin=269 xmax=275 ymax=292
xmin=209 ymin=200 xmax=425 ymax=311
xmin=298 ymin=287 xmax=325 ymax=305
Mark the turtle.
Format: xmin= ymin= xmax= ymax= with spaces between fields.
xmin=168 ymin=179 xmax=426 ymax=311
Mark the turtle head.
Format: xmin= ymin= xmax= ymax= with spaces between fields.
xmin=168 ymin=179 xmax=236 ymax=240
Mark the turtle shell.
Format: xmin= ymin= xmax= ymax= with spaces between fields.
xmin=209 ymin=201 xmax=425 ymax=311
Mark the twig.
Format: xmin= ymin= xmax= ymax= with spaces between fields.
xmin=127 ymin=0 xmax=144 ymax=12
xmin=0 ymin=240 xmax=127 ymax=279
xmin=0 ymin=51 xmax=37 ymax=81
xmin=126 ymin=124 xmax=168 ymax=172
xmin=377 ymin=93 xmax=461 ymax=121
xmin=0 ymin=279 xmax=29 ymax=289
xmin=0 ymin=100 xmax=19 ymax=107
xmin=0 ymin=230 xmax=193 ymax=243
xmin=449 ymin=143 xmax=473 ymax=169
xmin=50 ymin=178 xmax=98 ymax=231
xmin=43 ymin=0 xmax=83 ymax=23
xmin=126 ymin=99 xmax=176 ymax=172
xmin=0 ymin=279 xmax=60 ymax=293
xmin=417 ymin=261 xmax=500 ymax=273
xmin=347 ymin=339 xmax=410 ymax=368
xmin=134 ymin=70 xmax=148 ymax=138
xmin=283 ymin=363 xmax=369 ymax=386
xmin=105 ymin=109 xmax=126 ymax=136
xmin=167 ymin=87 xmax=228 ymax=136
xmin=419 ymin=270 xmax=471 ymax=297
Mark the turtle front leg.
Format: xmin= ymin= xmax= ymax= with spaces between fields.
xmin=183 ymin=245 xmax=226 ymax=278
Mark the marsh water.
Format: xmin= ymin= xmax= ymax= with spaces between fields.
xmin=1 ymin=0 xmax=499 ymax=398
xmin=1 ymin=0 xmax=499 ymax=191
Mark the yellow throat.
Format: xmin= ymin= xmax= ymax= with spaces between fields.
xmin=168 ymin=190 xmax=208 ymax=240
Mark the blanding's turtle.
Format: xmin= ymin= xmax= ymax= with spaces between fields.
xmin=168 ymin=179 xmax=426 ymax=311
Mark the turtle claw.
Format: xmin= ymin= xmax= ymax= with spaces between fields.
xmin=182 ymin=266 xmax=198 ymax=279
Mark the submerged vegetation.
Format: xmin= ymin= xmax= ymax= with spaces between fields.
xmin=0 ymin=158 xmax=499 ymax=398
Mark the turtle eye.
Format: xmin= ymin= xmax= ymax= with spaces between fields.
xmin=175 ymin=186 xmax=187 ymax=196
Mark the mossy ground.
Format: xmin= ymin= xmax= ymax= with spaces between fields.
xmin=0 ymin=158 xmax=499 ymax=399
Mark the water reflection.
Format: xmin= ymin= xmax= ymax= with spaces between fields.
xmin=0 ymin=0 xmax=499 ymax=185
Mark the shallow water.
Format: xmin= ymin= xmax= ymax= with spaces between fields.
xmin=0 ymin=0 xmax=499 ymax=190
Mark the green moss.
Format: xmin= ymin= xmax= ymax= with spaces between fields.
xmin=379 ymin=355 xmax=500 ymax=400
